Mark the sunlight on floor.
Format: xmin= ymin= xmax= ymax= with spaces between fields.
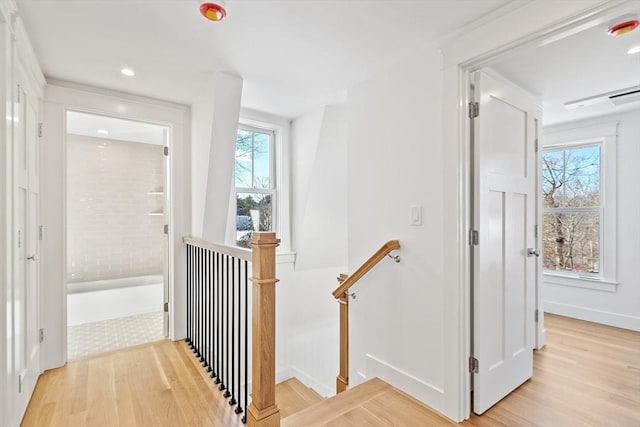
xmin=67 ymin=311 xmax=164 ymax=359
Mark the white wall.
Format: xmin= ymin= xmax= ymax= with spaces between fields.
xmin=346 ymin=49 xmax=447 ymax=412
xmin=275 ymin=104 xmax=348 ymax=396
xmin=67 ymin=282 xmax=163 ymax=325
xmin=190 ymin=72 xmax=243 ymax=242
xmin=66 ymin=135 xmax=164 ymax=283
xmin=543 ymin=109 xmax=640 ymax=331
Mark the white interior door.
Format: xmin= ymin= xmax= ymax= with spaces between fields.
xmin=13 ymin=71 xmax=41 ymax=421
xmin=472 ymin=70 xmax=538 ymax=414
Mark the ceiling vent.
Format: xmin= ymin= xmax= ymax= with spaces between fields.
xmin=608 ymin=88 xmax=640 ymax=106
xmin=564 ymin=85 xmax=640 ymax=109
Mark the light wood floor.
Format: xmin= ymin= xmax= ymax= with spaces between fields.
xmin=22 ymin=314 xmax=640 ymax=426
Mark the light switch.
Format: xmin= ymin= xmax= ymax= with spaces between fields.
xmin=410 ymin=205 xmax=422 ymax=226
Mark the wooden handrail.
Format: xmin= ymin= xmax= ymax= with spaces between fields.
xmin=333 ymin=240 xmax=400 ymax=394
xmin=332 ymin=240 xmax=400 ymax=299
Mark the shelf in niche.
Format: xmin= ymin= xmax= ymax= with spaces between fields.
xmin=148 ymin=211 xmax=164 ymax=216
xmin=148 ymin=191 xmax=164 ymax=195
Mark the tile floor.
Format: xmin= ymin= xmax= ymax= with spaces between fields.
xmin=67 ymin=311 xmax=165 ymax=360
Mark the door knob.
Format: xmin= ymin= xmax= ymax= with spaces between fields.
xmin=27 ymin=254 xmax=37 ymax=261
xmin=527 ymin=248 xmax=540 ymax=257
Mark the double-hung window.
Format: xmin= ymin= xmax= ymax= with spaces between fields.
xmin=542 ymin=144 xmax=601 ymax=273
xmin=234 ymin=124 xmax=275 ymax=248
xmin=541 ymin=123 xmax=617 ymax=287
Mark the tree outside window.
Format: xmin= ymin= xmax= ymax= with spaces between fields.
xmin=234 ymin=126 xmax=274 ymax=248
xmin=542 ymin=144 xmax=601 ymax=274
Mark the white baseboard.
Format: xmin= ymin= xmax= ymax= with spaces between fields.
xmin=544 ymin=301 xmax=640 ymax=331
xmin=365 ymin=353 xmax=445 ymax=414
xmin=289 ymin=366 xmax=334 ymax=398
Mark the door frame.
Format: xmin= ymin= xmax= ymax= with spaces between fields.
xmin=41 ymin=82 xmax=191 ymax=370
xmin=441 ymin=0 xmax=634 ymax=421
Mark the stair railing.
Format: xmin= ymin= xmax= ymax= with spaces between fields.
xmin=332 ymin=240 xmax=400 ymax=394
xmin=184 ymin=232 xmax=281 ymax=426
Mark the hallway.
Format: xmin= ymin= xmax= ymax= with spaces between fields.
xmin=22 ymin=314 xmax=640 ymax=426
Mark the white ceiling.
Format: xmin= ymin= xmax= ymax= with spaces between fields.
xmin=67 ymin=111 xmax=167 ymax=145
xmin=492 ymin=11 xmax=640 ymax=126
xmin=16 ymin=0 xmax=512 ymax=119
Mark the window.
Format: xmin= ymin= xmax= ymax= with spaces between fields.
xmin=541 ymin=123 xmax=617 ymax=287
xmin=542 ymin=145 xmax=601 ymax=274
xmin=234 ymin=125 xmax=275 ymax=248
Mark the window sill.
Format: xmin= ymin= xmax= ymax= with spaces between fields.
xmin=543 ymin=272 xmax=618 ymax=293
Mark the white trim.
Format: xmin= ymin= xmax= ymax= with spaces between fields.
xmin=542 ymin=123 xmax=618 ymax=284
xmin=42 ymin=83 xmax=190 ymax=370
xmin=365 ymin=353 xmax=445 ymax=414
xmin=442 ymin=0 xmax=633 ymax=421
xmin=544 ymin=301 xmax=640 ymax=332
xmin=237 ymin=108 xmax=292 ymax=253
xmin=544 ymin=272 xmax=618 ymax=292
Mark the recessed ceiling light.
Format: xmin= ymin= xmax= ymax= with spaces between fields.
xmin=97 ymin=129 xmax=109 ymax=135
xmin=120 ymin=68 xmax=135 ymax=77
xmin=628 ymin=46 xmax=640 ymax=54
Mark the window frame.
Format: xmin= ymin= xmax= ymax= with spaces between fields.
xmin=541 ymin=122 xmax=618 ymax=291
xmin=234 ymin=123 xmax=277 ymax=238
xmin=230 ymin=111 xmax=293 ymax=257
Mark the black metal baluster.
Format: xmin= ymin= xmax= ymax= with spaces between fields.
xmin=234 ymin=255 xmax=243 ymax=414
xmin=219 ymin=253 xmax=226 ymax=392
xmin=196 ymin=247 xmax=201 ymax=357
xmin=206 ymin=250 xmax=213 ymax=373
xmin=193 ymin=247 xmax=198 ymax=355
xmin=190 ymin=245 xmax=196 ymax=350
xmin=241 ymin=259 xmax=248 ymax=423
xmin=228 ymin=256 xmax=237 ymax=406
xmin=223 ymin=255 xmax=231 ymax=398
xmin=186 ymin=245 xmax=191 ymax=347
xmin=215 ymin=252 xmax=221 ymax=385
xmin=211 ymin=250 xmax=218 ymax=379
xmin=203 ymin=248 xmax=210 ymax=369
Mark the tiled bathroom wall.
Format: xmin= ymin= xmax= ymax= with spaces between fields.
xmin=67 ymin=134 xmax=165 ymax=283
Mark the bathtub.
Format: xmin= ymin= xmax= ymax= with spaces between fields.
xmin=67 ymin=274 xmax=164 ymax=326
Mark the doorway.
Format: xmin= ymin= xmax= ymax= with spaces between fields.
xmin=65 ymin=111 xmax=170 ymax=359
xmin=465 ymin=1 xmax=640 ymax=416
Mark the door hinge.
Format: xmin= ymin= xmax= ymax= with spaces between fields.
xmin=39 ymin=225 xmax=44 ymax=241
xmin=38 ymin=123 xmax=43 ymax=138
xmin=534 ymin=224 xmax=538 ymax=239
xmin=468 ymin=101 xmax=479 ymax=119
xmin=469 ymin=229 xmax=479 ymax=246
xmin=164 ymin=302 xmax=169 ymax=313
xmin=16 ymin=84 xmax=20 ymax=103
xmin=163 ymin=146 xmax=169 ymax=156
xmin=535 ymin=138 xmax=539 ymax=152
xmin=39 ymin=328 xmax=44 ymax=343
xmin=163 ymin=224 xmax=169 ymax=235
xmin=535 ymin=309 xmax=539 ymax=323
xmin=469 ymin=356 xmax=479 ymax=373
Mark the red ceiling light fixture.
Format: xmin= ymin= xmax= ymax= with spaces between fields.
xmin=200 ymin=0 xmax=227 ymax=21
xmin=607 ymin=18 xmax=639 ymax=36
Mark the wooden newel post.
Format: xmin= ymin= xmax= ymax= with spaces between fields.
xmin=247 ymin=232 xmax=281 ymax=427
